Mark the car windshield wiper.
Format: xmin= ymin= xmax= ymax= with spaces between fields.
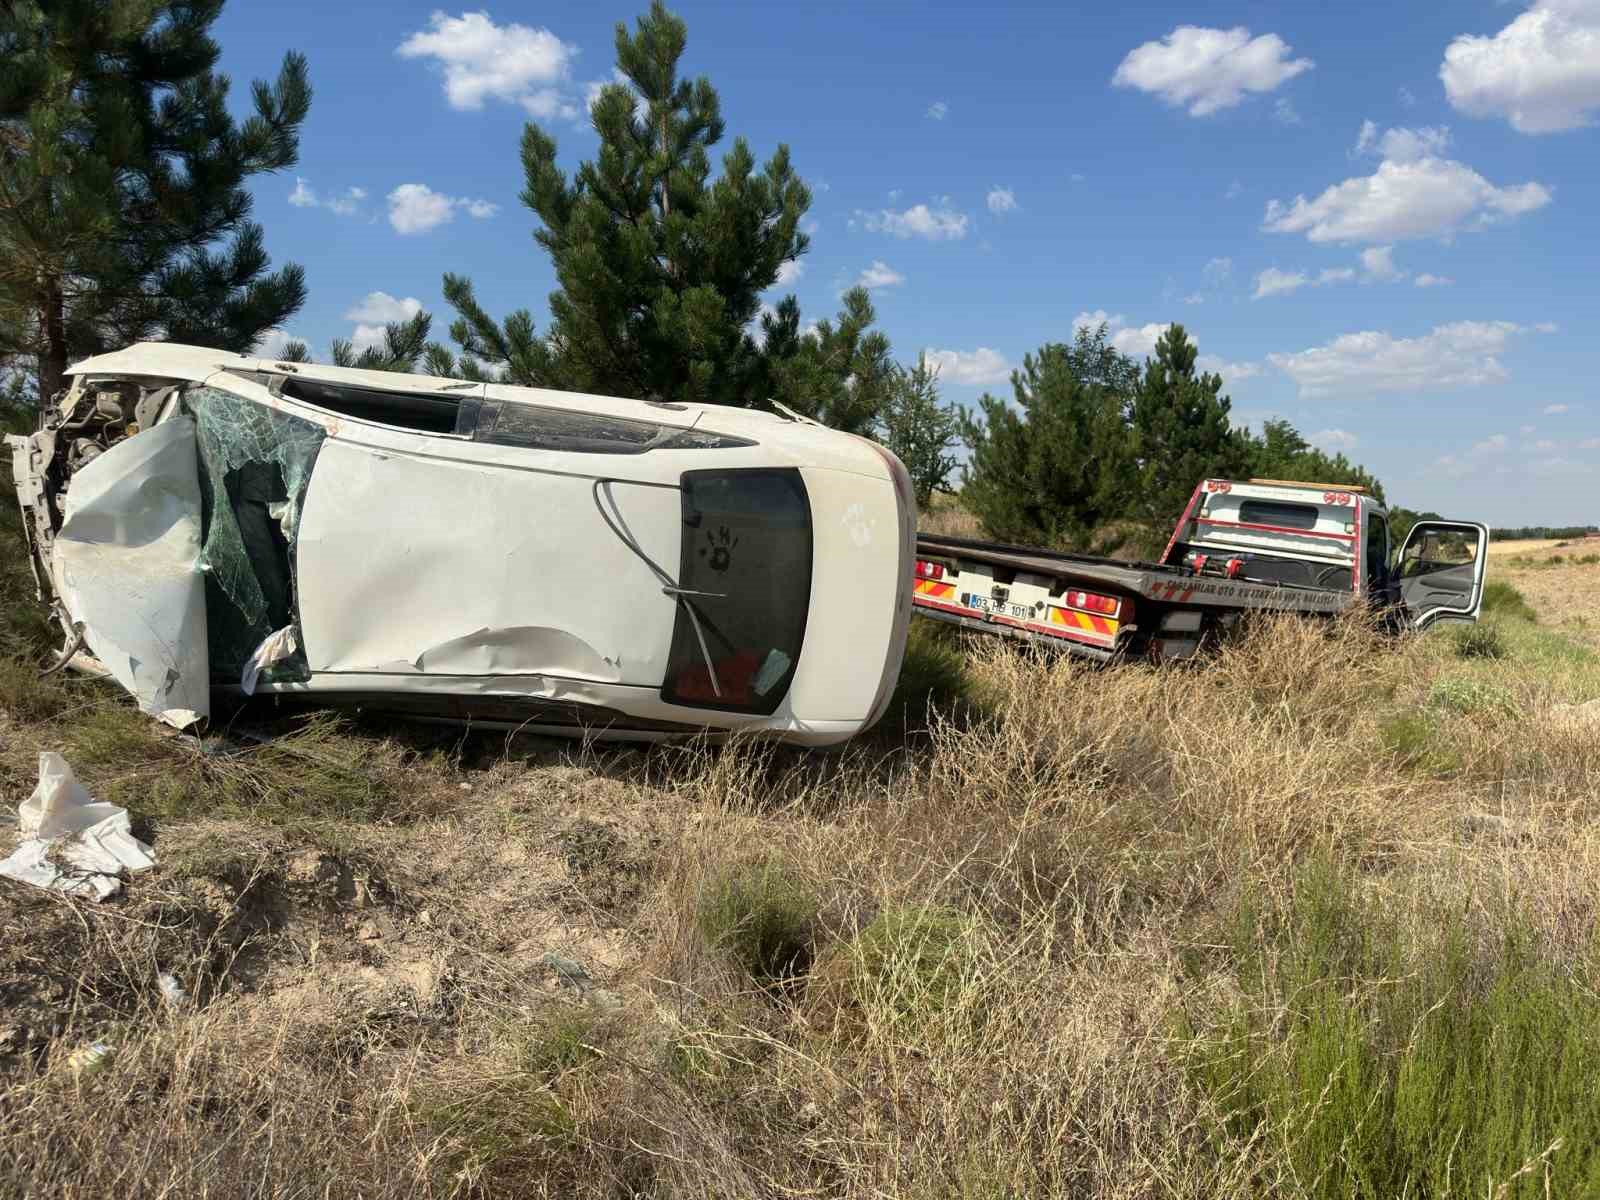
xmin=592 ymin=479 xmax=727 ymax=698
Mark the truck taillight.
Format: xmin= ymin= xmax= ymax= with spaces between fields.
xmin=1064 ymin=589 xmax=1120 ymax=616
xmin=915 ymin=560 xmax=944 ymax=580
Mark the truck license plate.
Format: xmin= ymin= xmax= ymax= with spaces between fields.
xmin=962 ymin=593 xmax=1030 ymax=619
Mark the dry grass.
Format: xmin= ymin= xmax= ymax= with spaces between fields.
xmin=4 ymin=503 xmax=1600 ymax=1196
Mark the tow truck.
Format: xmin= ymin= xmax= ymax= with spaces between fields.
xmin=911 ymin=479 xmax=1489 ymax=661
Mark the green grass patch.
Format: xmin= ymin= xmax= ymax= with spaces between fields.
xmin=1481 ymin=579 xmax=1536 ymax=622
xmin=1377 ymin=710 xmax=1461 ymax=775
xmin=878 ymin=619 xmax=979 ymax=738
xmin=846 ymin=904 xmax=983 ymax=1036
xmin=1186 ymin=859 xmax=1600 ymax=1199
xmin=697 ymin=857 xmax=819 ymax=988
xmin=1426 ymin=677 xmax=1520 ymax=718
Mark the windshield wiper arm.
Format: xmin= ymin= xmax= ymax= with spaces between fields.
xmin=592 ymin=479 xmax=725 ymax=698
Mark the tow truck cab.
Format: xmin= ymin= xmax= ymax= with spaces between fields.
xmin=1164 ymin=479 xmax=1489 ymax=630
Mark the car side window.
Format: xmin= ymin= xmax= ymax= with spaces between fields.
xmin=475 ymin=398 xmax=754 ymax=454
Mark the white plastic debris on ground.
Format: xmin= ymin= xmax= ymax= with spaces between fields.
xmin=0 ymin=752 xmax=155 ymax=900
xmin=241 ymin=624 xmax=298 ymax=695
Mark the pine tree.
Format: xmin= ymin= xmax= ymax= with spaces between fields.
xmin=280 ymin=312 xmax=434 ymax=373
xmin=436 ymin=1 xmax=890 ymax=424
xmin=959 ymin=325 xmax=1137 ymax=548
xmin=755 ymin=289 xmax=894 ymax=433
xmin=1241 ymin=417 xmax=1386 ymax=502
xmin=878 ymin=353 xmax=960 ymax=505
xmin=1128 ymin=324 xmax=1248 ymax=526
xmin=0 ymin=0 xmax=311 ymax=403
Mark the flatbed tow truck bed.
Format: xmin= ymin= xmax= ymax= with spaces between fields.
xmin=911 ymin=477 xmax=1489 ymax=662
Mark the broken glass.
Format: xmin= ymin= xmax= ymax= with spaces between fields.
xmin=182 ymin=386 xmax=325 ymax=683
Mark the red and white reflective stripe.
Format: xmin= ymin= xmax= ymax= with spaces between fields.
xmin=1351 ymin=500 xmax=1363 ymax=594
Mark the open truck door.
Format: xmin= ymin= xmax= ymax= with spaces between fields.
xmin=1393 ymin=520 xmax=1489 ymax=631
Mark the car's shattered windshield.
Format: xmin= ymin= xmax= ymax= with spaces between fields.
xmin=183 ymin=386 xmax=325 ymax=682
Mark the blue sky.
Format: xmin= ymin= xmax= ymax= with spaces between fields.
xmin=213 ymin=0 xmax=1600 ymax=526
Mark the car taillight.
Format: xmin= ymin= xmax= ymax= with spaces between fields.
xmin=1064 ymin=589 xmax=1120 ymax=615
xmin=915 ymin=560 xmax=944 ymax=580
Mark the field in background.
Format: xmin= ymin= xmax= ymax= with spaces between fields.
xmin=3 ymin=493 xmax=1600 ymax=1197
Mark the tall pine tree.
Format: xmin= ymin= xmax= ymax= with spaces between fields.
xmin=959 ymin=325 xmax=1138 ymax=549
xmin=1127 ymin=324 xmax=1248 ymax=527
xmin=0 ymin=0 xmax=311 ymax=403
xmin=437 ymin=1 xmax=889 ymax=423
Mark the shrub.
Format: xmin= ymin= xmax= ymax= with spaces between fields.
xmin=1187 ymin=861 xmax=1600 ymax=1200
xmin=1453 ymin=621 xmax=1508 ymax=660
xmin=1378 ymin=711 xmax=1459 ymax=774
xmin=1481 ymin=579 xmax=1536 ymax=622
xmin=697 ymin=858 xmax=819 ymax=987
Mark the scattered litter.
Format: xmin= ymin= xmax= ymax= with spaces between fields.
xmin=0 ymin=752 xmax=155 ymax=900
xmin=240 ymin=624 xmax=298 ymax=695
xmin=157 ymin=973 xmax=190 ymax=1011
xmin=64 ymin=1041 xmax=115 ymax=1076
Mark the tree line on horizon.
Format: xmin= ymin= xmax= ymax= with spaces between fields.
xmin=2 ymin=0 xmax=1387 ymax=548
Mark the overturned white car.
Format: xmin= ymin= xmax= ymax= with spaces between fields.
xmin=7 ymin=344 xmax=916 ymax=745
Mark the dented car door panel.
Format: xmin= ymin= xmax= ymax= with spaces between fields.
xmin=295 ymin=438 xmax=680 ymax=684
xmin=49 ymin=417 xmax=210 ymax=726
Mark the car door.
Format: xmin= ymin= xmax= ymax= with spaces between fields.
xmin=38 ymin=417 xmax=211 ymax=726
xmin=1392 ymin=520 xmax=1489 ymax=630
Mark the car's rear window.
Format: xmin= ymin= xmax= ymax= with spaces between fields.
xmin=1238 ymin=499 xmax=1320 ymax=530
xmin=662 ymin=469 xmax=812 ymax=714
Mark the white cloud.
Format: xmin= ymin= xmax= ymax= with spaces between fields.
xmin=1360 ymin=245 xmax=1405 ymax=281
xmin=855 ymin=261 xmax=905 ymax=289
xmin=1521 ymin=423 xmax=1537 ymax=434
xmin=288 ymin=178 xmax=367 ymax=216
xmin=1268 ymin=320 xmax=1532 ymax=395
xmin=857 ymin=202 xmax=969 ymax=240
xmin=1251 ymin=265 xmax=1354 ymax=299
xmin=1203 ymin=256 xmax=1233 ymax=283
xmin=775 ymin=260 xmax=805 ymax=287
xmin=1473 ymin=433 xmax=1509 ymax=454
xmin=1197 ymin=355 xmax=1265 ymax=384
xmin=922 ymin=347 xmax=1011 ymax=386
xmin=1072 ymin=313 xmax=1259 ymax=382
xmin=397 ymin=11 xmax=579 ymax=117
xmin=1414 ymin=273 xmax=1455 ymax=287
xmin=1310 ymin=428 xmax=1360 ymax=451
xmin=1263 ymin=126 xmax=1551 ymax=243
xmin=342 ymin=293 xmax=425 ymax=354
xmin=387 ymin=183 xmax=498 ymax=234
xmin=343 ymin=292 xmax=424 ymax=325
xmin=1441 ymin=0 xmax=1600 ymax=133
xmin=926 ymin=100 xmax=948 ymax=120
xmin=1544 ymin=403 xmax=1571 ymax=414
xmin=1534 ymin=438 xmax=1559 ymax=452
xmin=1182 ymin=292 xmax=1205 ymax=305
xmin=986 ymin=186 xmax=1018 ymax=214
xmin=253 ymin=328 xmax=298 ymax=359
xmin=1273 ymin=97 xmax=1302 ymax=125
xmin=1112 ymin=25 xmax=1313 ymax=116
